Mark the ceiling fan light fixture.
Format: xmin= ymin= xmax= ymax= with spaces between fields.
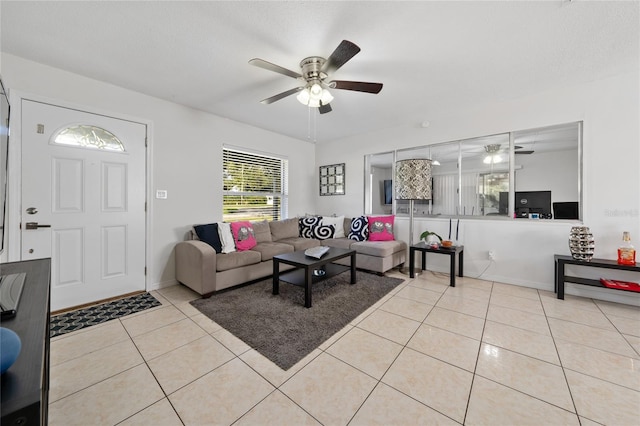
xmin=296 ymin=83 xmax=333 ymax=108
xmin=320 ymin=88 xmax=334 ymax=104
xmin=310 ymin=83 xmax=323 ymax=99
xmin=296 ymin=88 xmax=311 ymax=105
xmin=483 ymin=154 xmax=503 ymax=164
xmin=483 ymin=144 xmax=503 ymax=164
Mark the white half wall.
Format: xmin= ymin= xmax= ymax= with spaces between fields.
xmin=1 ymin=53 xmax=316 ymax=290
xmin=315 ymin=71 xmax=640 ymax=305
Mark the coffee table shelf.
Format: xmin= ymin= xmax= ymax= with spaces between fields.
xmin=278 ymin=263 xmax=350 ymax=287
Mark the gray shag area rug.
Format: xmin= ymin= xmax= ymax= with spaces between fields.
xmin=190 ymin=271 xmax=404 ymax=370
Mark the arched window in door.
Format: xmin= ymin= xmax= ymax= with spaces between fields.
xmin=51 ymin=124 xmax=125 ymax=152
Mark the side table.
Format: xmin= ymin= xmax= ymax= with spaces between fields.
xmin=410 ymin=242 xmax=464 ymax=287
xmin=554 ymin=254 xmax=640 ymax=299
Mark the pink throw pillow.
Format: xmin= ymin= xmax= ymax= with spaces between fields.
xmin=230 ymin=221 xmax=257 ymax=251
xmin=367 ymin=215 xmax=395 ymax=241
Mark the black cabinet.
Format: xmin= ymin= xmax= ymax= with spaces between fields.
xmin=1 ymin=259 xmax=51 ymax=426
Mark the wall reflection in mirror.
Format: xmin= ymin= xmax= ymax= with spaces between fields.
xmin=364 ymin=121 xmax=581 ymax=220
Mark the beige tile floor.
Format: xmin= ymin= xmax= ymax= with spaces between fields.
xmin=48 ymin=271 xmax=640 ymax=425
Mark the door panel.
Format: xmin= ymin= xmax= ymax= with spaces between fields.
xmin=54 ymin=228 xmax=84 ymax=286
xmin=53 ymin=157 xmax=84 ymax=212
xmin=21 ymin=100 xmax=146 ymax=310
xmin=102 ymin=162 xmax=127 ymax=211
xmin=102 ymin=225 xmax=127 ymax=278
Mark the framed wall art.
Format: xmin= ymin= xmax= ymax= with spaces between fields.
xmin=319 ymin=163 xmax=345 ymax=196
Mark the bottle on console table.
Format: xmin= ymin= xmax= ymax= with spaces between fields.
xmin=617 ymin=231 xmax=636 ymax=265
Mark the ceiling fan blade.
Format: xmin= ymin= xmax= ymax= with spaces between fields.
xmin=322 ymin=40 xmax=361 ymax=74
xmin=330 ymin=80 xmax=383 ymax=94
xmin=260 ymin=87 xmax=303 ymax=104
xmin=319 ymin=102 xmax=332 ymax=114
xmin=249 ymin=58 xmax=302 ymax=79
xmin=515 ymin=150 xmax=535 ymax=154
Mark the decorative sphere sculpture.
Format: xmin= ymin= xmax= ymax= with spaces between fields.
xmin=0 ymin=327 xmax=22 ymax=374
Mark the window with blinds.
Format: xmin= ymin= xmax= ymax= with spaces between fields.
xmin=223 ymin=148 xmax=288 ymax=222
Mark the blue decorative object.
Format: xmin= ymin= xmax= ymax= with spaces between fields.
xmin=0 ymin=327 xmax=21 ymax=374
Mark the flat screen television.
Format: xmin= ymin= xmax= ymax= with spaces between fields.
xmin=515 ymin=190 xmax=551 ymax=218
xmin=0 ymin=77 xmax=9 ymax=255
xmin=383 ymin=179 xmax=392 ymax=205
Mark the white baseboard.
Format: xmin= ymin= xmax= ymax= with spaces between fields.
xmin=148 ymin=279 xmax=179 ymax=291
xmin=423 ymin=267 xmax=640 ymax=307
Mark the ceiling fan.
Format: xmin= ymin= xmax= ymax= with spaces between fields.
xmin=514 ymin=145 xmax=535 ymax=155
xmin=482 ymin=144 xmax=535 ymax=165
xmin=249 ymin=40 xmax=383 ymax=114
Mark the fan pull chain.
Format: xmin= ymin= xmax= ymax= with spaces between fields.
xmin=306 ymin=107 xmax=318 ymax=143
xmin=313 ymin=108 xmax=317 ymax=142
xmin=307 ymin=106 xmax=311 ymax=141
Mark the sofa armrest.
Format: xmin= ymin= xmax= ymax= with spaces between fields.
xmin=175 ymin=240 xmax=217 ymax=296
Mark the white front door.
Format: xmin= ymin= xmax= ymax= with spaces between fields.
xmin=21 ymin=100 xmax=146 ymax=311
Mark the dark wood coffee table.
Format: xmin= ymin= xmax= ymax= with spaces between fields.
xmin=272 ymin=247 xmax=356 ymax=308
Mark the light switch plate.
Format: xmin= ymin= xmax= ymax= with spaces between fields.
xmin=156 ymin=190 xmax=168 ymax=199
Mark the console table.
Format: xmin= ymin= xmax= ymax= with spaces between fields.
xmin=410 ymin=242 xmax=464 ymax=286
xmin=554 ymin=254 xmax=640 ymax=299
xmin=1 ymin=259 xmax=51 ymax=426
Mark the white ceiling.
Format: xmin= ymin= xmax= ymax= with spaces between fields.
xmin=1 ymin=1 xmax=637 ymax=144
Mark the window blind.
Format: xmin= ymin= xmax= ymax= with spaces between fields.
xmin=223 ymin=148 xmax=288 ymax=222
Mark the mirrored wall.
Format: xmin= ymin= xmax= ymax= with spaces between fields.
xmin=364 ymin=121 xmax=582 ymax=220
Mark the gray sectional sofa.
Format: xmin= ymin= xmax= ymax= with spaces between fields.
xmin=175 ymin=217 xmax=407 ymax=297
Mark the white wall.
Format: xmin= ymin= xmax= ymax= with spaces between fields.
xmin=516 ymin=148 xmax=579 ymax=204
xmin=1 ymin=53 xmax=316 ymax=289
xmin=315 ymin=71 xmax=640 ymax=305
xmin=371 ymin=166 xmax=392 ymax=215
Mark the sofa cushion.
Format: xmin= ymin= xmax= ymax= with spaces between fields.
xmin=348 ymin=216 xmax=369 ymax=241
xmin=193 ymin=223 xmax=223 ymax=253
xmin=270 ymin=217 xmax=299 ymax=241
xmin=231 ymin=221 xmax=257 ymax=251
xmin=217 ymin=222 xmax=236 ymax=253
xmin=368 ymin=215 xmax=395 ymax=241
xmin=216 ymin=250 xmax=261 ymax=272
xmin=277 ymin=237 xmax=321 ymax=251
xmin=252 ymin=242 xmax=294 ymax=261
xmin=252 ymin=220 xmax=272 ymax=243
xmin=299 ymin=216 xmax=322 ymax=238
xmin=351 ymin=240 xmax=407 ymax=257
xmin=321 ymin=237 xmax=353 ymax=250
xmin=320 ymin=215 xmax=345 ymax=238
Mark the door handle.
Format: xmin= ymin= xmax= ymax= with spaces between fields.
xmin=25 ymin=222 xmax=51 ymax=230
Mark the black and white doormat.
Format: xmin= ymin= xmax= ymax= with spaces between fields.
xmin=50 ymin=292 xmax=161 ymax=337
